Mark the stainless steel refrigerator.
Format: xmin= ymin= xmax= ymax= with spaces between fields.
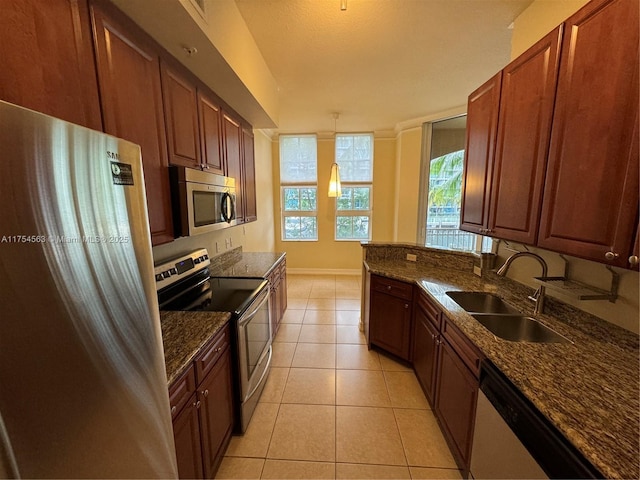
xmin=0 ymin=101 xmax=178 ymax=478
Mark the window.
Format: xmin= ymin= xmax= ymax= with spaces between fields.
xmin=419 ymin=115 xmax=492 ymax=252
xmin=279 ymin=135 xmax=318 ymax=240
xmin=335 ymin=134 xmax=373 ymax=240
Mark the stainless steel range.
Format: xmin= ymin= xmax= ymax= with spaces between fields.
xmin=155 ymin=249 xmax=272 ymax=433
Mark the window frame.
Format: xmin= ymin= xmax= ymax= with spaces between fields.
xmin=334 ymin=133 xmax=374 ymax=241
xmin=279 ymin=135 xmax=319 ymax=242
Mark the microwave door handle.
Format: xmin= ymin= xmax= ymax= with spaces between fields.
xmin=221 ymin=192 xmax=230 ymax=222
xmin=228 ymin=193 xmax=236 ymax=222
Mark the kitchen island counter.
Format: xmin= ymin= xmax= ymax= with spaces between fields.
xmin=364 ymin=248 xmax=639 ymax=480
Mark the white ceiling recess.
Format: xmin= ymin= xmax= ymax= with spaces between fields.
xmin=235 ymin=0 xmax=534 ymax=135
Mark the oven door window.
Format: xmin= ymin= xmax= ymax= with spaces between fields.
xmin=243 ymin=297 xmax=270 ymax=379
xmin=193 ymin=190 xmax=223 ymax=227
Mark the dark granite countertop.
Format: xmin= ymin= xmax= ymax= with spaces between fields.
xmin=160 ymin=310 xmax=231 ymax=386
xmin=209 ymin=249 xmax=286 ymax=278
xmin=161 ymin=250 xmax=285 ymax=386
xmin=365 ymin=258 xmax=639 ymax=480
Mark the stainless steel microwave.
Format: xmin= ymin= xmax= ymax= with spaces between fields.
xmin=169 ymin=166 xmax=237 ymax=237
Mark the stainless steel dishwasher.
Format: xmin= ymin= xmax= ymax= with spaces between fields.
xmin=470 ymin=360 xmax=602 ymax=479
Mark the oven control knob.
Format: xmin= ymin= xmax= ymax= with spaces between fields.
xmin=194 ymin=258 xmax=201 ymax=264
xmin=155 ymin=274 xmax=164 ymax=282
xmin=162 ymin=271 xmax=171 ymax=279
xmin=203 ymin=254 xmax=209 ymax=260
xmin=170 ymin=268 xmax=178 ymax=275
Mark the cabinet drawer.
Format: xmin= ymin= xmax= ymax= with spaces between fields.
xmin=195 ymin=324 xmax=230 ymax=384
xmin=442 ymin=318 xmax=482 ymax=378
xmin=417 ymin=291 xmax=441 ymax=330
xmin=371 ymin=274 xmax=413 ymax=300
xmin=169 ymin=365 xmax=196 ymax=419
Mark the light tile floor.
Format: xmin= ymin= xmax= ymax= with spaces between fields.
xmin=216 ymin=274 xmax=462 ymax=480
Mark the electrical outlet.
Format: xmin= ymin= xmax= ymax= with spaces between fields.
xmin=406 ymin=254 xmax=417 ymax=262
xmin=215 ymin=241 xmax=219 ymax=253
xmin=229 ymin=237 xmax=233 ymax=247
xmin=225 ymin=238 xmax=230 ymax=249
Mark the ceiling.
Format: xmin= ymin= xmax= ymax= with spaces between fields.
xmin=234 ymin=0 xmax=533 ymax=135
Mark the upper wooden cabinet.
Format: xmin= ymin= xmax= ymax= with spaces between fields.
xmin=538 ymin=0 xmax=639 ymax=267
xmin=91 ymin=0 xmax=174 ymax=246
xmin=198 ymin=91 xmax=225 ymax=175
xmin=0 ymin=0 xmax=102 ymax=131
xmin=488 ymin=27 xmax=562 ymax=244
xmin=161 ymin=62 xmax=201 ymax=170
xmin=462 ymin=0 xmax=639 ymax=267
xmin=242 ymin=127 xmax=258 ymax=223
xmin=459 ymin=72 xmax=502 ymax=234
xmin=223 ymin=113 xmax=244 ymax=222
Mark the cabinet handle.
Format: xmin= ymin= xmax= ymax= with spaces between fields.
xmin=605 ymin=251 xmax=619 ymax=260
xmin=404 ymin=304 xmax=409 ymax=309
xmin=629 ymin=255 xmax=639 ymax=266
xmin=171 ymin=406 xmax=176 ymax=415
xmin=386 ymin=285 xmax=392 ymax=291
xmin=202 ymin=389 xmax=209 ymax=397
xmin=194 ymin=400 xmax=201 ymax=409
xmin=215 ymin=346 xmax=222 ymax=353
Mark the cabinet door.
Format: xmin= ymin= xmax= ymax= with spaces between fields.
xmin=172 ymin=394 xmax=204 ymax=480
xmin=269 ymin=269 xmax=281 ymax=337
xmin=198 ymin=91 xmax=224 ymax=175
xmin=369 ymin=290 xmax=412 ymax=361
xmin=459 ymin=72 xmax=502 ymax=234
xmin=91 ymin=2 xmax=174 ymax=245
xmin=161 ymin=62 xmax=201 ymax=169
xmin=435 ymin=339 xmax=478 ymax=473
xmin=538 ymin=0 xmax=639 ymax=266
xmin=0 ymin=0 xmax=102 ymax=131
xmin=488 ymin=27 xmax=562 ymax=243
xmin=223 ymin=113 xmax=244 ymax=222
xmin=279 ymin=260 xmax=288 ymax=316
xmin=242 ymin=127 xmax=258 ymax=223
xmin=198 ymin=347 xmax=234 ymax=479
xmin=412 ymin=306 xmax=439 ymax=405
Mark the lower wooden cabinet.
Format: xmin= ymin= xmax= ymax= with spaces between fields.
xmin=268 ymin=257 xmax=287 ymax=337
xmin=434 ymin=318 xmax=482 ymax=476
xmin=169 ymin=325 xmax=234 ymax=479
xmin=435 ymin=338 xmax=478 ymax=474
xmin=172 ymin=393 xmax=204 ymax=479
xmin=199 ymin=348 xmax=234 ymax=478
xmin=369 ymin=275 xmax=413 ymax=361
xmin=412 ymin=293 xmax=441 ymax=405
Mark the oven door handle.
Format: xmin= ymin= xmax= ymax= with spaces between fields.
xmin=238 ymin=290 xmax=270 ymax=328
xmin=244 ymin=345 xmax=272 ymax=402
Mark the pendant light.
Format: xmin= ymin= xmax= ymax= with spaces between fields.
xmin=329 ymin=113 xmax=342 ymax=197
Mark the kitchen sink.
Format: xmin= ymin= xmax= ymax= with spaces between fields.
xmin=447 ymin=291 xmax=520 ymax=314
xmin=471 ymin=314 xmax=569 ymax=343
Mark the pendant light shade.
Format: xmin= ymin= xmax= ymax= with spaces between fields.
xmin=328 ymin=163 xmax=342 ymax=197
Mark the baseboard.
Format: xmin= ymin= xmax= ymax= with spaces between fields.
xmin=286 ymin=268 xmax=361 ymax=276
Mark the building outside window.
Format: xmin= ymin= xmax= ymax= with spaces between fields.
xmin=423 ymin=116 xmax=492 ymax=252
xmin=279 ymin=135 xmax=318 ymax=240
xmin=335 ymin=133 xmax=373 ymax=241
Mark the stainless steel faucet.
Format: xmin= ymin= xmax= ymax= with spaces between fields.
xmin=496 ymin=251 xmax=548 ymax=315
